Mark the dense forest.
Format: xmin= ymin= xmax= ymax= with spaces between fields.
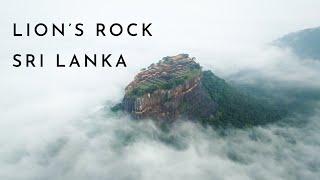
xmin=198 ymin=71 xmax=286 ymax=127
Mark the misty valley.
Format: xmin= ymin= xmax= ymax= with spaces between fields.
xmin=12 ymin=53 xmax=127 ymax=67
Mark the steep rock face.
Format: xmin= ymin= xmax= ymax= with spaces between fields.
xmin=123 ymin=75 xmax=200 ymax=119
xmin=120 ymin=54 xmax=217 ymax=120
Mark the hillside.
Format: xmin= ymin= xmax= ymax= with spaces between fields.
xmin=275 ymin=27 xmax=320 ymax=60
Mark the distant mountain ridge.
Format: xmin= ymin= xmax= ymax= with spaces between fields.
xmin=275 ymin=26 xmax=320 ymax=60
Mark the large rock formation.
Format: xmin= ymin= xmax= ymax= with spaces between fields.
xmin=117 ymin=54 xmax=217 ymax=121
xmin=113 ymin=54 xmax=284 ymax=127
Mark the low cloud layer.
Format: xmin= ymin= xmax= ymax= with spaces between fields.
xmin=1 ymin=104 xmax=320 ymax=180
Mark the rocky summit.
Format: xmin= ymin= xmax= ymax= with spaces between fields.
xmin=117 ymin=54 xmax=217 ymax=121
xmin=113 ymin=54 xmax=284 ymax=127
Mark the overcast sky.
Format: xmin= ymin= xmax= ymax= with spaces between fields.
xmin=1 ymin=0 xmax=320 ymax=63
xmin=0 ymin=0 xmax=319 ymax=75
